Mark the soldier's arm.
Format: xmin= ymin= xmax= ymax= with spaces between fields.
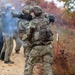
xmin=25 ymin=20 xmax=38 ymax=41
xmin=20 ymin=14 xmax=32 ymax=21
xmin=29 ymin=19 xmax=38 ymax=28
xmin=12 ymin=12 xmax=32 ymax=21
xmin=11 ymin=12 xmax=21 ymax=18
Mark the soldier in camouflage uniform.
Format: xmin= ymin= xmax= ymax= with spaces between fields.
xmin=0 ymin=3 xmax=16 ymax=64
xmin=12 ymin=0 xmax=34 ymax=54
xmin=13 ymin=0 xmax=36 ymax=55
xmin=23 ymin=6 xmax=53 ymax=75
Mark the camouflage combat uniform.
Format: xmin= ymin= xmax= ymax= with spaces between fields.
xmin=24 ymin=13 xmax=53 ymax=75
xmin=12 ymin=4 xmax=33 ymax=53
xmin=0 ymin=4 xmax=16 ymax=63
xmin=0 ymin=36 xmax=13 ymax=62
xmin=16 ymin=5 xmax=33 ymax=56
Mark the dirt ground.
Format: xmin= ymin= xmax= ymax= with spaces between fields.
xmin=0 ymin=41 xmax=25 ymax=75
xmin=52 ymin=26 xmax=75 ymax=75
xmin=0 ymin=26 xmax=75 ymax=75
xmin=0 ymin=41 xmax=44 ymax=75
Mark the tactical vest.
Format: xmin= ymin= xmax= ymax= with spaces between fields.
xmin=29 ymin=16 xmax=53 ymax=46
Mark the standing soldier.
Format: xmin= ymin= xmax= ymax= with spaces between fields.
xmin=23 ymin=6 xmax=54 ymax=75
xmin=0 ymin=3 xmax=17 ymax=64
xmin=12 ymin=0 xmax=36 ymax=54
xmin=12 ymin=0 xmax=35 ymax=54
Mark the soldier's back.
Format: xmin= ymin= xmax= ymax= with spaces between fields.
xmin=28 ymin=16 xmax=53 ymax=46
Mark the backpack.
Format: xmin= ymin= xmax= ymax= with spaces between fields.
xmin=39 ymin=25 xmax=53 ymax=42
xmin=31 ymin=17 xmax=53 ymax=46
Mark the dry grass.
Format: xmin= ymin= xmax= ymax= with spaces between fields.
xmin=52 ymin=26 xmax=75 ymax=75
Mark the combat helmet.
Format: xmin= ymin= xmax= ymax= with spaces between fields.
xmin=30 ymin=5 xmax=43 ymax=16
xmin=22 ymin=5 xmax=32 ymax=14
xmin=4 ymin=3 xmax=13 ymax=10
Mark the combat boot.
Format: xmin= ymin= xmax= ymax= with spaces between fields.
xmin=4 ymin=60 xmax=14 ymax=64
xmin=15 ymin=50 xmax=20 ymax=54
xmin=0 ymin=52 xmax=5 ymax=61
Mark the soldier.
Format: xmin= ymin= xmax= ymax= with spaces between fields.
xmin=0 ymin=3 xmax=16 ymax=64
xmin=12 ymin=0 xmax=35 ymax=54
xmin=12 ymin=7 xmax=32 ymax=54
xmin=12 ymin=0 xmax=36 ymax=54
xmin=23 ymin=6 xmax=54 ymax=75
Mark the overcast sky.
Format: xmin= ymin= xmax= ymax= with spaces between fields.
xmin=45 ymin=0 xmax=64 ymax=7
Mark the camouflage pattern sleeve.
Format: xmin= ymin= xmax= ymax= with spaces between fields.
xmin=23 ymin=19 xmax=39 ymax=41
xmin=28 ymin=19 xmax=39 ymax=28
xmin=25 ymin=19 xmax=39 ymax=36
